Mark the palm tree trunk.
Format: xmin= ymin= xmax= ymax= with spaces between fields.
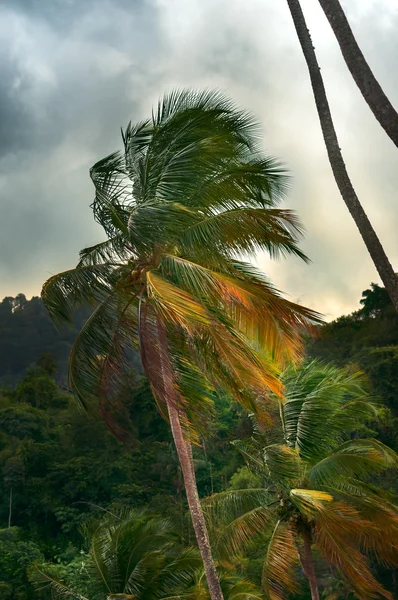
xmin=317 ymin=0 xmax=398 ymax=148
xmin=155 ymin=318 xmax=224 ymax=600
xmin=285 ymin=0 xmax=398 ymax=311
xmin=298 ymin=531 xmax=320 ymax=600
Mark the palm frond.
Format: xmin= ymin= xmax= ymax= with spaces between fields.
xmin=263 ymin=444 xmax=302 ymax=486
xmin=262 ymin=521 xmax=300 ymax=600
xmin=202 ymin=488 xmax=271 ymax=524
xmin=68 ymin=292 xmax=139 ymax=443
xmin=90 ymin=151 xmax=131 ymax=236
xmin=309 ymin=438 xmax=398 ymax=486
xmin=282 ymin=360 xmax=371 ymax=462
xmin=314 ymin=505 xmax=393 ymax=600
xmin=146 ymin=271 xmax=211 ymax=332
xmin=216 ymin=506 xmax=273 ymax=557
xmin=78 ymin=235 xmax=130 ymax=266
xmin=42 ymin=264 xmax=117 ymax=325
xmin=289 ymin=488 xmax=333 ymax=516
xmin=178 ymin=208 xmax=307 ymax=261
xmin=30 ymin=565 xmax=89 ymax=600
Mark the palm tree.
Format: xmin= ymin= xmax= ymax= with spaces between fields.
xmin=31 ymin=509 xmax=201 ymax=600
xmin=204 ymin=361 xmax=398 ymax=600
xmin=285 ymin=0 xmax=398 ymax=311
xmin=32 ymin=509 xmax=263 ymax=600
xmin=41 ymin=90 xmax=319 ymax=600
xmin=317 ymin=0 xmax=398 ymax=148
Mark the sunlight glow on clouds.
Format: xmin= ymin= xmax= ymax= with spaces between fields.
xmin=0 ymin=0 xmax=397 ymax=319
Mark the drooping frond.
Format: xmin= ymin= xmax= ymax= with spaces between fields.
xmin=68 ymin=292 xmax=140 ymax=443
xmin=262 ymin=521 xmax=300 ymax=600
xmin=42 ymin=264 xmax=117 ymax=325
xmin=146 ymin=271 xmax=211 ymax=332
xmin=160 ymin=255 xmax=319 ymax=367
xmin=309 ymin=438 xmax=398 ymax=486
xmin=187 ymin=565 xmax=265 ymax=600
xmin=30 ymin=565 xmax=89 ymax=600
xmin=216 ymin=506 xmax=274 ymax=557
xmin=202 ymin=489 xmax=271 ymax=523
xmin=313 ymin=503 xmax=393 ymax=600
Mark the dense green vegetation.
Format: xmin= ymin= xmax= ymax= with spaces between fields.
xmin=1 ymin=93 xmax=397 ymax=600
xmin=0 ymin=283 xmax=397 ymax=599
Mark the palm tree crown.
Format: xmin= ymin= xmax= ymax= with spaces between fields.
xmin=42 ymin=89 xmax=318 ymax=432
xmin=41 ymin=89 xmax=320 ymax=600
xmin=205 ymin=361 xmax=398 ymax=600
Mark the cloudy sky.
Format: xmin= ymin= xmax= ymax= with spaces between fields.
xmin=0 ymin=0 xmax=397 ymax=319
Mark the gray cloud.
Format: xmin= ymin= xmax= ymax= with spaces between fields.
xmin=0 ymin=0 xmax=397 ymax=319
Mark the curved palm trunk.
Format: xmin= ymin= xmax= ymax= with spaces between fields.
xmin=143 ymin=316 xmax=224 ymax=600
xmin=317 ymin=0 xmax=398 ymax=148
xmin=298 ymin=532 xmax=320 ymax=600
xmin=285 ymin=0 xmax=398 ymax=311
xmin=166 ymin=399 xmax=224 ymax=600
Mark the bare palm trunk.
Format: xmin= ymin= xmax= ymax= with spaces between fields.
xmin=317 ymin=0 xmax=398 ymax=148
xmin=298 ymin=532 xmax=320 ymax=600
xmin=286 ymin=0 xmax=398 ymax=311
xmin=148 ymin=317 xmax=224 ymax=600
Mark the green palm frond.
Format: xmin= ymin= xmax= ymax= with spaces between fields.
xmin=90 ymin=151 xmax=131 ymax=236
xmin=216 ymin=506 xmax=273 ymax=557
xmin=69 ymin=293 xmax=139 ymax=442
xmin=42 ymin=264 xmax=117 ymax=325
xmin=78 ymin=235 xmax=130 ymax=266
xmin=261 ymin=520 xmax=300 ymax=600
xmin=282 ymin=360 xmax=370 ymax=462
xmin=178 ymin=208 xmax=307 ymax=261
xmin=30 ymin=565 xmax=89 ymax=599
xmin=309 ymin=438 xmax=398 ymax=486
xmin=202 ymin=488 xmax=271 ymax=523
xmin=263 ymin=444 xmax=302 ymax=486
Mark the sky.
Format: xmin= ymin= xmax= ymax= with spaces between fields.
xmin=0 ymin=0 xmax=397 ymax=320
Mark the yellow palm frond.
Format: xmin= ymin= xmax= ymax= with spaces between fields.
xmin=146 ymin=271 xmax=211 ymax=331
xmin=290 ymin=489 xmax=333 ymax=517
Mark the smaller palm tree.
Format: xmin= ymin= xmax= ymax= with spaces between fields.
xmin=204 ymin=361 xmax=398 ymax=600
xmin=31 ymin=509 xmax=263 ymax=600
xmin=31 ymin=509 xmax=201 ymax=600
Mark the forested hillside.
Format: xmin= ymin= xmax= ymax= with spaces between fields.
xmin=0 ymin=284 xmax=397 ymax=599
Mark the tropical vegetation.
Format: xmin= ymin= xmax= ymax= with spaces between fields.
xmin=40 ymin=89 xmax=319 ymax=599
xmin=204 ymin=360 xmax=398 ymax=600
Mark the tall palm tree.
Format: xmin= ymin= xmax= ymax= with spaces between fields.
xmin=285 ymin=0 xmax=398 ymax=311
xmin=32 ymin=509 xmax=264 ymax=600
xmin=204 ymin=361 xmax=398 ymax=600
xmin=41 ymin=90 xmax=319 ymax=600
xmin=317 ymin=0 xmax=398 ymax=148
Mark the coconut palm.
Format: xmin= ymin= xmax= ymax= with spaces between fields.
xmin=31 ymin=509 xmax=263 ymax=600
xmin=41 ymin=89 xmax=319 ymax=600
xmin=204 ymin=361 xmax=398 ymax=600
xmin=285 ymin=0 xmax=398 ymax=310
xmin=317 ymin=0 xmax=398 ymax=148
xmin=31 ymin=509 xmax=201 ymax=600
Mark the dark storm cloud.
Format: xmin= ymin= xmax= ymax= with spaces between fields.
xmin=0 ymin=0 xmax=397 ymax=318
